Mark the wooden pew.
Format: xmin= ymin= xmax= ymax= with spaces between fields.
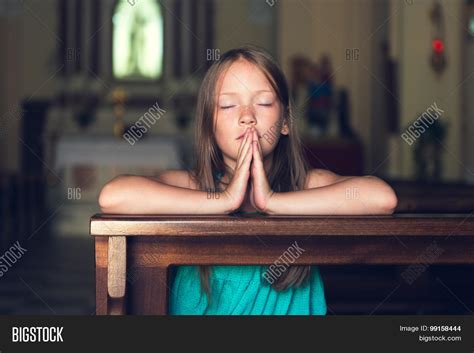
xmin=90 ymin=214 xmax=474 ymax=315
xmin=391 ymin=180 xmax=474 ymax=213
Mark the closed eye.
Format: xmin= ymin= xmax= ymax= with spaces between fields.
xmin=258 ymin=103 xmax=273 ymax=107
xmin=220 ymin=105 xmax=236 ymax=110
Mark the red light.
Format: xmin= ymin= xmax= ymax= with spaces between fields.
xmin=432 ymin=39 xmax=444 ymax=54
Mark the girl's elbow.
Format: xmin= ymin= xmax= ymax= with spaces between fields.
xmin=364 ymin=176 xmax=398 ymax=214
xmin=379 ymin=185 xmax=398 ymax=214
xmin=98 ymin=175 xmax=128 ymax=212
xmin=382 ymin=188 xmax=398 ymax=215
xmin=98 ymin=183 xmax=116 ymax=213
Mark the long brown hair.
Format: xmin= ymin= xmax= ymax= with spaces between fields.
xmin=188 ymin=45 xmax=311 ymax=302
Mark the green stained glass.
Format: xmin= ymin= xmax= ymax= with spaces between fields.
xmin=469 ymin=14 xmax=474 ymax=36
xmin=113 ymin=0 xmax=164 ymax=80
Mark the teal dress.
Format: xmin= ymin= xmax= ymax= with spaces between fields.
xmin=168 ymin=173 xmax=327 ymax=315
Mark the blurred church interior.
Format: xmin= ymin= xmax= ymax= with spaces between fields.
xmin=0 ymin=0 xmax=473 ymax=315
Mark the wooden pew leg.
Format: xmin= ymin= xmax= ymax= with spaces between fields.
xmin=108 ymin=297 xmax=126 ymax=315
xmin=107 ymin=236 xmax=127 ymax=315
xmin=95 ymin=267 xmax=107 ymax=315
xmin=129 ymin=265 xmax=169 ymax=315
xmin=150 ymin=266 xmax=169 ymax=315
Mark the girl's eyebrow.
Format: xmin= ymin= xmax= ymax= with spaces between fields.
xmin=219 ymin=89 xmax=273 ymax=96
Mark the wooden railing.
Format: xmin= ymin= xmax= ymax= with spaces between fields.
xmin=90 ymin=214 xmax=474 ymax=315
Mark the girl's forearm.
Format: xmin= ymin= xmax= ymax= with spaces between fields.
xmin=265 ymin=176 xmax=398 ymax=215
xmin=98 ymin=175 xmax=232 ymax=214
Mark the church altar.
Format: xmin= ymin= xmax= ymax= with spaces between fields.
xmin=48 ymin=135 xmax=183 ymax=236
xmin=54 ymin=135 xmax=182 ymax=169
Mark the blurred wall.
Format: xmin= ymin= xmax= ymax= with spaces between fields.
xmin=279 ymin=0 xmax=465 ymax=180
xmin=278 ymin=0 xmax=381 ymax=173
xmin=214 ymin=0 xmax=277 ymax=55
xmin=1 ymin=0 xmax=58 ymax=173
xmin=1 ymin=5 xmax=23 ymax=173
xmin=389 ymin=0 xmax=463 ymax=181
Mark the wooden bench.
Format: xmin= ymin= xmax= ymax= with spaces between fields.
xmin=391 ymin=180 xmax=474 ymax=213
xmin=90 ymin=214 xmax=474 ymax=315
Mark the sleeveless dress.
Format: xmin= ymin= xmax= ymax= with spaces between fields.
xmin=168 ymin=173 xmax=327 ymax=315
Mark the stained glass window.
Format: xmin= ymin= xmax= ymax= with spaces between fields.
xmin=112 ymin=0 xmax=163 ymax=80
xmin=469 ymin=13 xmax=474 ymax=37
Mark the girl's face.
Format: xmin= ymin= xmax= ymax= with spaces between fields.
xmin=213 ymin=59 xmax=288 ymax=170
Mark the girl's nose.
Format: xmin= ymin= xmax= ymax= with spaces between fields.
xmin=238 ymin=104 xmax=256 ymax=125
